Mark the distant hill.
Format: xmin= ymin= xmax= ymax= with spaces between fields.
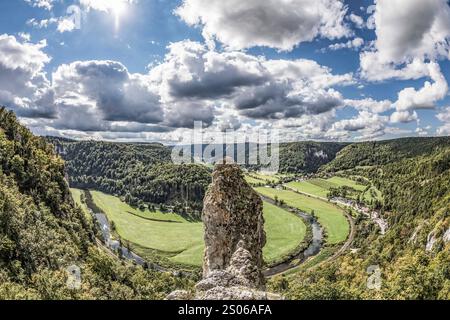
xmin=321 ymin=137 xmax=450 ymax=172
xmin=279 ymin=141 xmax=348 ymax=173
xmin=46 ymin=137 xmax=212 ymax=212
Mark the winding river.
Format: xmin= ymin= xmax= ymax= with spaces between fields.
xmin=261 ymin=198 xmax=323 ymax=277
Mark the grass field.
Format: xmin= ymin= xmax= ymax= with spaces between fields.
xmin=286 ymin=176 xmax=382 ymax=203
xmin=327 ymin=176 xmax=366 ymax=191
xmin=255 ymin=187 xmax=349 ymax=244
xmin=83 ymin=190 xmax=306 ymax=267
xmin=286 ymin=181 xmax=330 ymax=198
xmin=245 ymin=172 xmax=293 ymax=185
xmin=262 ymin=202 xmax=306 ymax=263
xmin=244 ymin=175 xmax=267 ymax=185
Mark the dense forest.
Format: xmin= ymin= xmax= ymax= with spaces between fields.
xmin=0 ymin=108 xmax=193 ymax=299
xmin=47 ymin=137 xmax=212 ymax=212
xmin=321 ymin=137 xmax=450 ymax=172
xmin=270 ymin=138 xmax=450 ymax=299
xmin=278 ymin=141 xmax=348 ymax=173
xmin=46 ymin=138 xmax=347 ymax=211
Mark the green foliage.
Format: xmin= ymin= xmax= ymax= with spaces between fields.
xmin=256 ymin=187 xmax=349 ymax=244
xmin=46 ymin=137 xmax=212 ymax=211
xmin=280 ymin=138 xmax=450 ymax=300
xmin=322 ymin=137 xmax=450 ymax=172
xmin=87 ymin=190 xmax=306 ymax=268
xmin=279 ymin=141 xmax=348 ymax=173
xmin=0 ymin=108 xmax=194 ymax=299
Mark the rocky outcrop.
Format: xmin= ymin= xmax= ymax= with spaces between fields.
xmin=202 ymin=163 xmax=266 ymax=288
xmin=168 ymin=162 xmax=281 ymax=300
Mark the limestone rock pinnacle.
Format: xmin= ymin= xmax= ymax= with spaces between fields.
xmin=168 ymin=163 xmax=281 ymax=300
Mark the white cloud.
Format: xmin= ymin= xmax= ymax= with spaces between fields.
xmin=360 ymin=54 xmax=432 ymax=82
xmin=360 ymin=0 xmax=450 ymax=81
xmin=436 ymin=106 xmax=450 ymax=134
xmin=415 ymin=126 xmax=431 ymax=136
xmin=369 ymin=0 xmax=450 ymax=64
xmin=57 ymin=18 xmax=77 ymax=33
xmin=51 ymin=60 xmax=164 ymax=129
xmin=0 ymin=34 xmax=55 ymax=118
xmin=327 ymin=37 xmax=364 ymax=51
xmin=345 ymin=98 xmax=392 ymax=114
xmin=329 ymin=110 xmax=388 ymax=140
xmin=390 ymin=110 xmax=418 ymax=123
xmin=24 ymin=0 xmax=55 ymax=10
xmin=79 ymin=0 xmax=136 ymax=12
xmin=18 ymin=32 xmax=31 ymax=42
xmin=359 ymin=0 xmax=450 ymax=125
xmin=175 ymin=0 xmax=352 ymax=51
xmin=393 ymin=62 xmax=448 ymax=112
xmin=150 ymin=40 xmax=353 ymax=121
xmin=349 ymin=13 xmax=365 ymax=29
xmin=2 ymin=30 xmax=430 ymax=142
xmin=27 ymin=17 xmax=58 ymax=29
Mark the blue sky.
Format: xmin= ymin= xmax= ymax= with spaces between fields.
xmin=0 ymin=0 xmax=449 ymax=142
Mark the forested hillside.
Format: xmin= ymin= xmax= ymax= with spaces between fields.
xmin=279 ymin=141 xmax=348 ymax=173
xmin=322 ymin=137 xmax=450 ymax=172
xmin=47 ymin=137 xmax=211 ymax=211
xmin=46 ymin=139 xmax=347 ymax=211
xmin=0 ymin=108 xmax=192 ymax=299
xmin=271 ymin=138 xmax=450 ymax=299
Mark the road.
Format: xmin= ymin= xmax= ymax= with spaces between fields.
xmin=260 ymin=185 xmax=356 ymax=275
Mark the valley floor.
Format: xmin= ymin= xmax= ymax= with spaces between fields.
xmin=71 ymin=189 xmax=307 ymax=269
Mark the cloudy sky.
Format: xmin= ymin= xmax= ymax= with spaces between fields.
xmin=1 ymin=0 xmax=450 ymax=143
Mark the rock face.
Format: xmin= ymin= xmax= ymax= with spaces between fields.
xmin=168 ymin=162 xmax=281 ymax=300
xmin=202 ymin=163 xmax=266 ymax=289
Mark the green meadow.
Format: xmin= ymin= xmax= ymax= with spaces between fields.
xmin=76 ymin=190 xmax=306 ymax=267
xmin=286 ymin=176 xmax=382 ymax=203
xmin=255 ymin=187 xmax=349 ymax=244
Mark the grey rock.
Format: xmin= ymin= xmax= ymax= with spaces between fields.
xmin=168 ymin=163 xmax=281 ymax=300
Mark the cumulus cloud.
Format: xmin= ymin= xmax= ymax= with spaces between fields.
xmin=326 ymin=37 xmax=364 ymax=51
xmin=390 ymin=110 xmax=418 ymax=123
xmin=345 ymin=98 xmax=392 ymax=114
xmin=360 ymin=55 xmax=432 ymax=82
xmin=175 ymin=0 xmax=352 ymax=51
xmin=150 ymin=40 xmax=352 ymax=121
xmin=436 ymin=106 xmax=450 ymax=135
xmin=329 ymin=110 xmax=388 ymax=140
xmin=349 ymin=13 xmax=365 ymax=29
xmin=393 ymin=62 xmax=448 ymax=112
xmin=360 ymin=0 xmax=450 ymax=81
xmin=360 ymin=1 xmax=450 ymax=125
xmin=3 ymin=30 xmax=426 ymax=142
xmin=57 ymin=18 xmax=77 ymax=33
xmin=0 ymin=34 xmax=55 ymax=118
xmin=151 ymin=41 xmax=268 ymax=101
xmin=52 ymin=60 xmax=164 ymax=127
xmin=24 ymin=0 xmax=55 ymax=10
xmin=371 ymin=0 xmax=450 ymax=63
